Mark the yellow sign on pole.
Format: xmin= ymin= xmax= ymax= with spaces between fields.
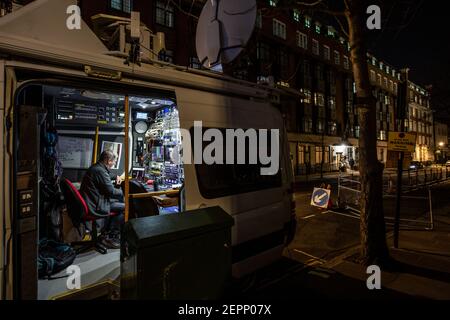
xmin=388 ymin=132 xmax=416 ymax=152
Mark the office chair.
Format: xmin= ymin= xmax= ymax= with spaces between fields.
xmin=128 ymin=180 xmax=159 ymax=218
xmin=60 ymin=178 xmax=120 ymax=254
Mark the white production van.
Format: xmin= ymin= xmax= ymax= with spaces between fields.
xmin=0 ymin=0 xmax=296 ymax=300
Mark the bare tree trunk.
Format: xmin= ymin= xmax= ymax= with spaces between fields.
xmin=345 ymin=0 xmax=389 ymax=265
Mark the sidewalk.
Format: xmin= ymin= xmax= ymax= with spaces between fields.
xmin=295 ymin=170 xmax=359 ymax=184
xmin=253 ymin=181 xmax=450 ymax=299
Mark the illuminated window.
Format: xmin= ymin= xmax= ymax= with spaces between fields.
xmin=370 ymin=70 xmax=376 ymax=82
xmin=327 ymin=26 xmax=335 ymax=37
xmin=269 ymin=0 xmax=278 ymax=6
xmin=314 ymin=93 xmax=325 ymax=106
xmin=301 ymin=89 xmax=312 ymax=104
xmin=305 ymin=16 xmax=311 ymax=28
xmin=315 ymin=22 xmax=321 ymax=34
xmin=293 ymin=9 xmax=300 ymax=22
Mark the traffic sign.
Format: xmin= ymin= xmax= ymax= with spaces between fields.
xmin=388 ymin=132 xmax=416 ymax=152
xmin=311 ymin=188 xmax=331 ymax=208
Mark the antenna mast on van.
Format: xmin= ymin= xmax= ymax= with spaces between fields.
xmin=90 ymin=12 xmax=166 ymax=63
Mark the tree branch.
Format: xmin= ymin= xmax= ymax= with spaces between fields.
xmin=295 ymin=0 xmax=345 ymax=16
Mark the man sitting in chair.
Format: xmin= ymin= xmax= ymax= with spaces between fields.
xmin=80 ymin=150 xmax=125 ymax=249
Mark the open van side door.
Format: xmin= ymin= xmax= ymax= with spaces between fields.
xmin=2 ymin=66 xmax=17 ymax=300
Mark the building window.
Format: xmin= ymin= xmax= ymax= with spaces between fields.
xmin=334 ymin=50 xmax=340 ymax=65
xmin=384 ymin=77 xmax=388 ymax=88
xmin=323 ymin=45 xmax=330 ymax=60
xmin=343 ymin=55 xmax=349 ymax=69
xmin=314 ymin=93 xmax=325 ymax=107
xmin=296 ymin=31 xmax=307 ymax=49
xmin=389 ymin=80 xmax=394 ymax=92
xmin=305 ymin=15 xmax=311 ymax=28
xmin=273 ymin=19 xmax=286 ymax=39
xmin=386 ymin=66 xmax=390 ymax=74
xmin=257 ymin=42 xmax=270 ymax=61
xmin=327 ymin=26 xmax=335 ymax=37
xmin=377 ymin=74 xmax=382 ymax=85
xmin=379 ymin=61 xmax=383 ymax=70
xmin=156 ymin=0 xmax=174 ymax=27
xmin=312 ymin=39 xmax=319 ymax=55
xmin=303 ymin=118 xmax=313 ymax=133
xmin=293 ymin=9 xmax=300 ymax=22
xmin=317 ymin=119 xmax=325 ymax=133
xmin=328 ymin=122 xmax=337 ymax=135
xmin=346 ymin=100 xmax=353 ymax=114
xmin=269 ymin=0 xmax=278 ymax=6
xmin=301 ymin=89 xmax=312 ymax=104
xmin=111 ymin=0 xmax=132 ymax=13
xmin=353 ymin=82 xmax=357 ymax=94
xmin=371 ymin=57 xmax=376 ymax=66
xmin=355 ymin=126 xmax=360 ymax=138
xmin=256 ymin=10 xmax=262 ymax=29
xmin=315 ymin=22 xmax=321 ymax=34
xmin=370 ymin=70 xmax=376 ymax=82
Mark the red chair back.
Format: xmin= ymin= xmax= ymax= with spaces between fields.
xmin=61 ymin=178 xmax=95 ymax=225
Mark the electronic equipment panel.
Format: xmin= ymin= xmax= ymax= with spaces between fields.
xmin=55 ymin=99 xmax=125 ymax=128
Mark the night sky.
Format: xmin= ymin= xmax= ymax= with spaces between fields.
xmin=365 ymin=0 xmax=450 ymax=122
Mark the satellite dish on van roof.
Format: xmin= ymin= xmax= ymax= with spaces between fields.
xmin=196 ymin=0 xmax=257 ymax=69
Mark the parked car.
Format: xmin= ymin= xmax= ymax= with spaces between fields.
xmin=409 ymin=161 xmax=424 ymax=170
xmin=423 ymin=160 xmax=433 ymax=167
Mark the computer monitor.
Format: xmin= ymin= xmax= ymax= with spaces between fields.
xmin=136 ymin=112 xmax=148 ymax=120
xmin=152 ymin=146 xmax=164 ymax=162
xmin=164 ymin=147 xmax=173 ymax=162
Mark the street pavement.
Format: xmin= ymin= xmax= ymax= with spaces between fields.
xmin=232 ymin=175 xmax=450 ymax=299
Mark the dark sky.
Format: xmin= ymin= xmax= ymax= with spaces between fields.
xmin=365 ymin=0 xmax=450 ymax=121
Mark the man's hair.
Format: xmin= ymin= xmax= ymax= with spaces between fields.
xmin=99 ymin=150 xmax=117 ymax=163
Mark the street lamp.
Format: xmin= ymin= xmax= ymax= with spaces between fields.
xmin=439 ymin=141 xmax=444 ymax=148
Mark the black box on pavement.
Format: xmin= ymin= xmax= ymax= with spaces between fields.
xmin=120 ymin=206 xmax=234 ymax=299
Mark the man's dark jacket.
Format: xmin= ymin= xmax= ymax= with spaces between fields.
xmin=80 ymin=162 xmax=123 ymax=216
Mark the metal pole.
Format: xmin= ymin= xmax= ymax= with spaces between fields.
xmin=92 ymin=126 xmax=99 ymax=164
xmin=124 ymin=95 xmax=130 ymax=222
xmin=428 ymin=187 xmax=434 ymax=230
xmin=394 ymin=151 xmax=404 ymax=248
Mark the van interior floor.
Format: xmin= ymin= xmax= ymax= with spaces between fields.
xmin=38 ymin=248 xmax=120 ymax=300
